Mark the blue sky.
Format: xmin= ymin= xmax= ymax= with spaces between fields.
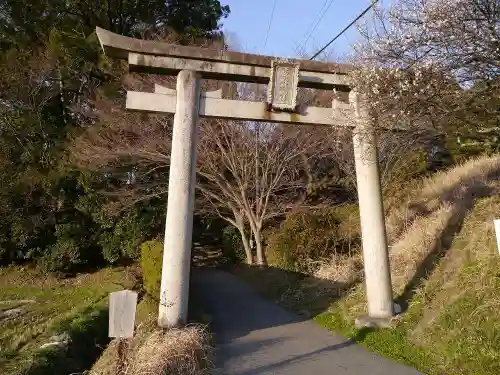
xmin=220 ymin=0 xmax=392 ymax=60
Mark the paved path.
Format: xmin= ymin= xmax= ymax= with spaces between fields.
xmin=191 ymin=268 xmax=425 ymax=375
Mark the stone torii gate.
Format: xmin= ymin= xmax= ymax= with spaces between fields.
xmin=96 ymin=27 xmax=394 ymax=328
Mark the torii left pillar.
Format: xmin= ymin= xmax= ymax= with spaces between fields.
xmin=158 ymin=70 xmax=200 ymax=327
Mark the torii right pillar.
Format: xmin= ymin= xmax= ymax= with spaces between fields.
xmin=350 ymin=90 xmax=394 ymax=320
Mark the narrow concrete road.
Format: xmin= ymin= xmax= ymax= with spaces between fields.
xmin=191 ymin=268 xmax=425 ymax=375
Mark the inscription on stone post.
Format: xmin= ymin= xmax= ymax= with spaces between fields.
xmin=267 ymin=59 xmax=299 ymax=111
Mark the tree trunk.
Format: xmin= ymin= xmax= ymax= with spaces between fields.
xmin=253 ymin=228 xmax=267 ymax=266
xmin=237 ymin=226 xmax=253 ymax=265
xmin=246 ymin=213 xmax=267 ymax=266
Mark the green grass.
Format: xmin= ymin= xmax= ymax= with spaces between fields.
xmin=314 ymin=312 xmax=434 ymax=373
xmin=0 ymin=265 xmax=139 ymax=375
xmin=313 ymin=256 xmax=500 ymax=375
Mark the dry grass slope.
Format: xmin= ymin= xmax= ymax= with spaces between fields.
xmin=90 ymin=299 xmax=213 ymax=375
xmin=390 ymin=155 xmax=500 ymax=300
xmin=330 ymin=155 xmax=500 ymax=313
xmin=406 ymin=196 xmax=500 ymax=374
xmin=328 ymin=155 xmax=500 ymax=375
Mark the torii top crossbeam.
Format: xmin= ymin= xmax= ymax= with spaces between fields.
xmin=96 ymin=27 xmax=357 ymax=127
xmin=96 ymin=27 xmax=352 ymax=91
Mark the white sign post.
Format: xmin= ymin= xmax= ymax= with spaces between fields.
xmin=494 ymin=220 xmax=500 ymax=255
xmin=109 ymin=290 xmax=138 ymax=375
xmin=109 ymin=290 xmax=138 ymax=339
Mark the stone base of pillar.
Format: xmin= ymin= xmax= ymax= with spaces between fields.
xmin=355 ymin=303 xmax=402 ymax=329
xmin=355 ymin=316 xmax=395 ymax=329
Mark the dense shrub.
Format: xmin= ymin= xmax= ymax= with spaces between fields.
xmin=80 ymin=192 xmax=166 ymax=264
xmin=221 ymin=226 xmax=246 ymax=263
xmin=39 ymin=240 xmax=83 ymax=273
xmin=37 ymin=221 xmax=102 ymax=273
xmin=98 ymin=213 xmax=146 ymax=264
xmin=140 ymin=240 xmax=164 ymax=300
xmin=266 ymin=205 xmax=360 ymax=273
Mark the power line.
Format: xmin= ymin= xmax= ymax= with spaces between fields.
xmin=297 ymin=0 xmax=336 ymax=53
xmin=300 ymin=0 xmax=331 ymax=45
xmin=263 ymin=0 xmax=278 ymax=50
xmin=309 ymin=0 xmax=379 ymax=60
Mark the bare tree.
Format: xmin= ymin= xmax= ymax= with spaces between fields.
xmin=70 ymin=69 xmax=179 ymax=217
xmin=73 ymin=76 xmax=326 ymax=266
xmin=197 ymin=119 xmax=322 ymax=265
xmin=72 ymin=34 xmax=229 ymax=210
xmin=326 ymin=125 xmax=427 ymax=192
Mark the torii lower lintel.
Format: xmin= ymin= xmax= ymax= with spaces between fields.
xmin=96 ymin=27 xmax=394 ymax=329
xmin=126 ymin=89 xmax=354 ymax=127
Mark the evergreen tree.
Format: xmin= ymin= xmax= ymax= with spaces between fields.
xmin=0 ymin=0 xmax=230 ymax=270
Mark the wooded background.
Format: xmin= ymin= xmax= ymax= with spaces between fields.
xmin=0 ymin=0 xmax=498 ymax=273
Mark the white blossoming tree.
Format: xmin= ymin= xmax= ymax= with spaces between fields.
xmin=349 ymin=0 xmax=499 ymax=152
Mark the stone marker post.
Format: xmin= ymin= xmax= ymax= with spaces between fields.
xmin=109 ymin=290 xmax=138 ymax=338
xmin=350 ymin=90 xmax=394 ymax=319
xmin=109 ymin=290 xmax=138 ymax=375
xmin=158 ymin=70 xmax=201 ymax=328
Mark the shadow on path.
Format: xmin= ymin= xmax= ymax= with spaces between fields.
xmin=191 ymin=268 xmax=306 ymax=343
xmin=191 ymin=268 xmax=424 ymax=375
xmin=236 ymin=340 xmax=356 ymax=375
xmin=226 ymin=264 xmax=355 ymax=319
